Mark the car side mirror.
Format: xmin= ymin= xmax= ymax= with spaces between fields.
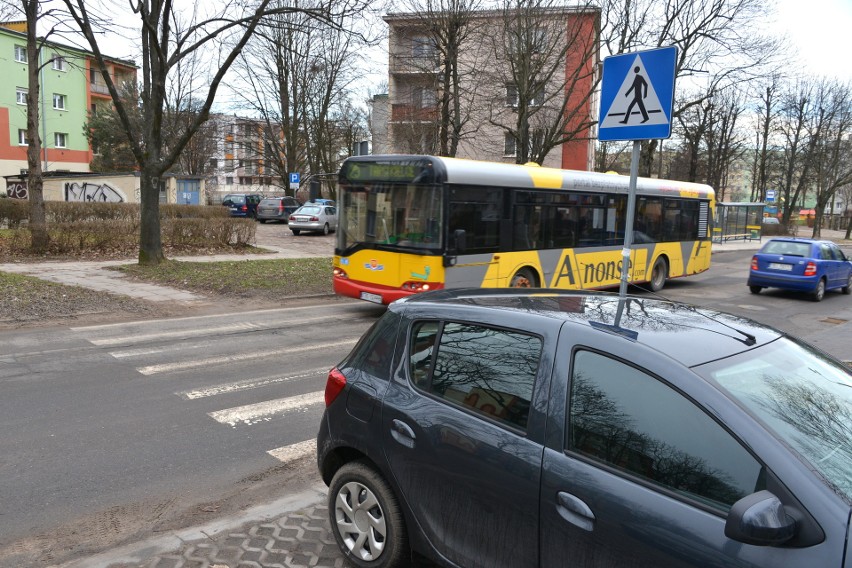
xmin=453 ymin=229 xmax=467 ymax=254
xmin=724 ymin=490 xmax=796 ymax=546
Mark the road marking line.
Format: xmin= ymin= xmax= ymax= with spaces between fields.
xmin=91 ymin=322 xmax=261 ymax=347
xmin=208 ymin=391 xmax=324 ymax=427
xmin=177 ymin=368 xmax=329 ymax=399
xmin=136 ymin=338 xmax=358 ymax=375
xmin=267 ymin=439 xmax=317 ymax=463
xmin=70 ymin=304 xmax=358 ymax=332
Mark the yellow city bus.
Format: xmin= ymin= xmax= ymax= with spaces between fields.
xmin=333 ymin=155 xmax=715 ymax=305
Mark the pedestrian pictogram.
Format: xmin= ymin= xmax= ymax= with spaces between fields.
xmin=598 ymin=47 xmax=677 ymax=142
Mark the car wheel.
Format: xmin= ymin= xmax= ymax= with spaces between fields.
xmin=812 ymin=278 xmax=826 ymax=302
xmin=258 ymin=219 xmax=267 ymax=224
xmin=843 ymin=274 xmax=852 ymax=295
xmin=749 ymin=285 xmax=762 ymax=295
xmin=291 ymin=229 xmax=300 ymax=236
xmin=650 ymin=257 xmax=668 ymax=292
xmin=323 ymin=223 xmax=330 ymax=236
xmin=328 ymin=461 xmax=409 ymax=568
xmin=510 ymin=268 xmax=536 ymax=288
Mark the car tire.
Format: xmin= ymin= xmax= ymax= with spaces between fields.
xmin=749 ymin=285 xmax=762 ymax=294
xmin=258 ymin=219 xmax=267 ymax=224
xmin=510 ymin=268 xmax=536 ymax=288
xmin=843 ymin=274 xmax=852 ymax=295
xmin=812 ymin=278 xmax=826 ymax=302
xmin=291 ymin=229 xmax=300 ymax=236
xmin=323 ymin=223 xmax=330 ymax=236
xmin=328 ymin=461 xmax=409 ymax=568
xmin=650 ymin=257 xmax=668 ymax=292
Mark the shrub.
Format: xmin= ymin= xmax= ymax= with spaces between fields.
xmin=0 ymin=199 xmax=28 ymax=228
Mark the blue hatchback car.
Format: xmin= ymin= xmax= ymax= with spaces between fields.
xmin=748 ymin=238 xmax=852 ymax=301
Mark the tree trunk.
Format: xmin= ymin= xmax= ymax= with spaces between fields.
xmin=138 ymin=168 xmax=164 ymax=265
xmin=25 ymin=2 xmax=48 ymax=253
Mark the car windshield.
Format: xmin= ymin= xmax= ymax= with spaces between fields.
xmin=761 ymin=241 xmax=810 ymax=256
xmin=296 ymin=206 xmax=322 ymax=215
xmin=695 ymin=338 xmax=852 ymax=501
xmin=338 ymin=182 xmax=443 ymax=252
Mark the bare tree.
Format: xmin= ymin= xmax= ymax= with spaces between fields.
xmin=62 ymin=0 xmax=368 ymax=265
xmin=387 ymin=0 xmax=483 ymax=157
xmin=808 ymin=81 xmax=852 ymax=238
xmin=776 ymin=78 xmax=820 ymax=227
xmin=598 ymin=0 xmax=782 ymax=176
xmin=486 ymin=0 xmax=599 ymax=165
xmin=749 ymin=77 xmax=781 ymax=203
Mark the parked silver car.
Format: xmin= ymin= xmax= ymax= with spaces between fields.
xmin=289 ymin=204 xmax=337 ymax=235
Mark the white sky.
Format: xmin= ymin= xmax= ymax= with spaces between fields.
xmin=774 ymin=0 xmax=852 ymax=81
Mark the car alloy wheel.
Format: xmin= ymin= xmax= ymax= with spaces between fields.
xmin=323 ymin=223 xmax=330 ymax=235
xmin=812 ymin=279 xmax=826 ymax=302
xmin=328 ymin=461 xmax=409 ymax=567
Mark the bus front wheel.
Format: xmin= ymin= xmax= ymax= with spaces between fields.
xmin=650 ymin=257 xmax=668 ymax=292
xmin=510 ymin=268 xmax=536 ymax=288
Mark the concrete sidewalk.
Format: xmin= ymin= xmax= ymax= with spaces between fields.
xmin=0 ymin=235 xmax=818 ymax=305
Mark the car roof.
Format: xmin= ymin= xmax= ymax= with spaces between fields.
xmin=392 ymin=289 xmax=783 ymax=367
xmin=762 ymin=237 xmax=832 ymax=245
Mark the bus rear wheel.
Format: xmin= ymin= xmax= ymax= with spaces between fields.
xmin=510 ymin=268 xmax=536 ymax=288
xmin=649 ymin=257 xmax=668 ymax=292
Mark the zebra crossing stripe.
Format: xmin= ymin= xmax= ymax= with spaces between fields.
xmin=91 ymin=322 xmax=261 ymax=347
xmin=136 ymin=339 xmax=358 ymax=375
xmin=267 ymin=439 xmax=317 ymax=463
xmin=207 ymin=391 xmax=324 ymax=427
xmin=177 ymin=368 xmax=330 ymax=400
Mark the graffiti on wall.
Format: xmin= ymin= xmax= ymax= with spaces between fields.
xmin=6 ymin=182 xmax=27 ymax=199
xmin=65 ymin=182 xmax=126 ymax=203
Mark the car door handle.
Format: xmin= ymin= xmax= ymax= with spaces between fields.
xmin=557 ymin=491 xmax=595 ymax=532
xmin=390 ymin=419 xmax=416 ymax=449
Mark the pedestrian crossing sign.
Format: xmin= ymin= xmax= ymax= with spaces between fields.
xmin=598 ymin=47 xmax=677 ymax=142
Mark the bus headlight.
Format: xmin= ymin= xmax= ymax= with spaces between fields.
xmin=401 ymin=281 xmax=436 ymax=292
xmin=333 ymin=267 xmax=348 ymax=279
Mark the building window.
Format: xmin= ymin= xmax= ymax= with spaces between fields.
xmin=54 ymin=132 xmax=68 ymax=148
xmin=504 ymin=134 xmax=516 ymax=157
xmin=225 ymin=158 xmax=234 ymax=171
xmin=51 ymin=54 xmax=66 ymax=71
xmin=16 ymin=87 xmax=27 ymax=105
xmin=91 ymin=103 xmax=97 ymax=113
xmin=53 ymin=94 xmax=66 ymax=110
xmin=506 ymin=84 xmax=545 ymax=107
xmin=411 ymin=35 xmax=436 ymax=58
xmin=226 ymin=176 xmax=233 ymax=185
xmin=14 ymin=45 xmax=26 ymax=63
xmin=209 ymin=158 xmax=218 ymax=168
xmin=18 ymin=129 xmax=28 ymax=146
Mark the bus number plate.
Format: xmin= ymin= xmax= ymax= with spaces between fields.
xmin=360 ymin=292 xmax=383 ymax=304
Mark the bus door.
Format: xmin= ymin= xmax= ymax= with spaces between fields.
xmin=444 ymin=189 xmax=502 ymax=288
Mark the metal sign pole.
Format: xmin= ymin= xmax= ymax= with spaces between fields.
xmin=619 ymin=140 xmax=641 ymax=299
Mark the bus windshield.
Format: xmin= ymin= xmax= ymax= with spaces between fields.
xmin=339 ymin=182 xmax=443 ymax=253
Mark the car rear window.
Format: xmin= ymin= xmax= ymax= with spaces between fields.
xmin=260 ymin=199 xmax=280 ymax=206
xmin=409 ymin=321 xmax=541 ymax=431
xmin=297 ymin=206 xmax=322 ymax=215
xmin=226 ymin=195 xmax=246 ymax=204
xmin=761 ymin=241 xmax=811 ymax=256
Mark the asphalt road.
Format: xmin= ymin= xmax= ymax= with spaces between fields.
xmin=1 ymin=246 xmax=850 ymax=567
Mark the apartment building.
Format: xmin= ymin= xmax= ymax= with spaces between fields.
xmin=379 ymin=7 xmax=599 ymax=170
xmin=205 ymin=114 xmax=288 ymax=203
xmin=0 ymin=22 xmax=136 ymax=192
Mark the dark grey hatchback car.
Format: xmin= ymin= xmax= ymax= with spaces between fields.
xmin=317 ymin=289 xmax=852 ymax=568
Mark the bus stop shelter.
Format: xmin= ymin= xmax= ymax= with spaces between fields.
xmin=713 ymin=202 xmax=765 ymax=243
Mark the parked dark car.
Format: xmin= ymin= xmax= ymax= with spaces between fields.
xmin=318 ymin=289 xmax=852 ymax=568
xmin=256 ymin=196 xmax=301 ymax=223
xmin=748 ymin=238 xmax=852 ymax=301
xmin=222 ymin=193 xmax=262 ymax=218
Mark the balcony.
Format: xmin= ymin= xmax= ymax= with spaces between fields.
xmin=390 ymin=54 xmax=440 ymax=74
xmin=390 ymin=104 xmax=439 ymax=123
xmin=90 ymin=82 xmax=110 ymax=95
